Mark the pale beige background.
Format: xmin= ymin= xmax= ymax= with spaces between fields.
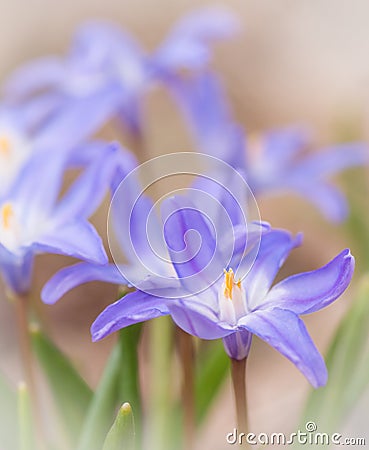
xmin=1 ymin=0 xmax=369 ymax=135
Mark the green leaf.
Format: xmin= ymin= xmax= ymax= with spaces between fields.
xmin=0 ymin=373 xmax=17 ymax=449
xmin=195 ymin=340 xmax=229 ymax=424
xmin=77 ymin=324 xmax=143 ymax=450
xmin=301 ymin=275 xmax=369 ymax=431
xmin=103 ymin=403 xmax=135 ymax=450
xmin=76 ymin=342 xmax=122 ymax=450
xmin=117 ymin=325 xmax=142 ymax=443
xmin=18 ymin=383 xmax=35 ymax=450
xmin=30 ymin=324 xmax=92 ymax=446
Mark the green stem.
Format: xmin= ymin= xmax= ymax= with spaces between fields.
xmin=177 ymin=327 xmax=195 ymax=450
xmin=117 ymin=325 xmax=142 ymax=448
xmin=148 ymin=316 xmax=172 ymax=450
xmin=18 ymin=382 xmax=35 ymax=450
xmin=14 ymin=293 xmax=45 ymax=450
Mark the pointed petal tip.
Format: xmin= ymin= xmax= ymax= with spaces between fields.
xmin=343 ymin=248 xmax=355 ymax=275
xmin=40 ymin=288 xmax=53 ymax=305
xmin=294 ymin=232 xmax=304 ymax=247
xmin=90 ymin=323 xmax=104 ymax=342
xmin=41 ymin=281 xmax=61 ymax=305
xmin=342 ymin=247 xmax=354 ymax=259
xmin=333 ymin=248 xmax=355 ymax=273
xmin=90 ymin=332 xmax=101 ymax=343
xmin=92 ymin=246 xmax=109 ymax=265
xmin=310 ymin=366 xmax=328 ymax=389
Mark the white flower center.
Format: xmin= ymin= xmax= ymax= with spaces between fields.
xmin=0 ymin=200 xmax=47 ymax=254
xmin=117 ymin=59 xmax=147 ymax=95
xmin=0 ymin=202 xmax=22 ymax=252
xmin=218 ymin=268 xmax=247 ymax=326
xmin=0 ymin=128 xmax=31 ymax=195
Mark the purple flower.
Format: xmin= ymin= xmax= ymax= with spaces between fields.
xmin=4 ymin=8 xmax=238 ymax=138
xmin=41 ymin=155 xmax=267 ymax=305
xmin=0 ymin=104 xmax=105 ymax=197
xmin=0 ymin=142 xmax=121 ymax=294
xmin=41 ymin=151 xmax=170 ymax=304
xmin=0 ymin=109 xmax=33 ymax=197
xmin=173 ymin=72 xmax=367 ymax=222
xmin=152 ymin=7 xmax=239 ymax=76
xmin=170 ymin=72 xmax=245 ymax=169
xmin=246 ymin=127 xmax=367 ymax=222
xmin=89 ymin=197 xmax=354 ymax=388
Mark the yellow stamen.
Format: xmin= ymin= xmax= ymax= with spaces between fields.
xmin=223 ymin=268 xmax=242 ymax=300
xmin=0 ymin=137 xmax=10 ymax=156
xmin=2 ymin=203 xmax=14 ymax=229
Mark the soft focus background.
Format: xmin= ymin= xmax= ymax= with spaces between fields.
xmin=1 ymin=1 xmax=369 ymax=448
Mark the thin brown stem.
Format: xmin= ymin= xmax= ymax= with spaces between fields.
xmin=126 ymin=125 xmax=147 ymax=164
xmin=230 ymin=358 xmax=248 ymax=436
xmin=177 ymin=327 xmax=195 ymax=450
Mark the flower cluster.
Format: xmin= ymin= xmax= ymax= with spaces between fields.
xmin=0 ymin=7 xmax=365 ymax=448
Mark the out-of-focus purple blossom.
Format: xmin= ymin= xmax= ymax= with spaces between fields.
xmin=174 ymin=72 xmax=367 ymax=222
xmin=246 ymin=128 xmax=367 ymax=222
xmin=0 ymin=109 xmax=33 ymax=197
xmin=0 ymin=96 xmax=131 ymax=204
xmin=152 ymin=8 xmax=239 ymax=76
xmin=0 ymin=142 xmax=123 ymax=294
xmin=41 ymin=151 xmax=267 ymax=305
xmin=4 ymin=8 xmax=239 ymax=138
xmin=41 ymin=149 xmax=172 ymax=304
xmin=90 ymin=196 xmax=354 ymax=388
xmin=170 ymin=72 xmax=246 ymax=169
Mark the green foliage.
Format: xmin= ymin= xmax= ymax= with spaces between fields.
xmin=30 ymin=324 xmax=93 ymax=447
xmin=117 ymin=325 xmax=142 ymax=438
xmin=18 ymin=383 xmax=35 ymax=450
xmin=77 ymin=324 xmax=142 ymax=450
xmin=0 ymin=374 xmax=17 ymax=449
xmin=103 ymin=403 xmax=135 ymax=450
xmin=301 ymin=275 xmax=369 ymax=431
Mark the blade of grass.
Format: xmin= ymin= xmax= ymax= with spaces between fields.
xmin=18 ymin=383 xmax=35 ymax=450
xmin=30 ymin=324 xmax=92 ymax=446
xmin=0 ymin=373 xmax=17 ymax=449
xmin=76 ymin=342 xmax=122 ymax=450
xmin=117 ymin=325 xmax=142 ymax=446
xmin=103 ymin=403 xmax=135 ymax=450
